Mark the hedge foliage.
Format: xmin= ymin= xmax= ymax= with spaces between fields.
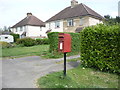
xmin=36 ymin=38 xmax=49 ymax=45
xmin=16 ymin=38 xmax=36 ymax=47
xmin=80 ymin=24 xmax=120 ymax=74
xmin=0 ymin=41 xmax=15 ymax=48
xmin=10 ymin=33 xmax=19 ymax=42
xmin=47 ymin=32 xmax=80 ymax=55
xmin=16 ymin=38 xmax=49 ymax=47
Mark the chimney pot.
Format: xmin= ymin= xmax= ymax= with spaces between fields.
xmin=27 ymin=13 xmax=32 ymax=16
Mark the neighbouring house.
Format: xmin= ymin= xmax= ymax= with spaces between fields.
xmin=11 ymin=13 xmax=46 ymax=39
xmin=46 ymin=0 xmax=104 ymax=33
xmin=0 ymin=35 xmax=14 ymax=43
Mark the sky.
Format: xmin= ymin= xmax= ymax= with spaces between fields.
xmin=0 ymin=0 xmax=119 ymax=28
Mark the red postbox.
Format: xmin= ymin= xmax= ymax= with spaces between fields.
xmin=58 ymin=33 xmax=71 ymax=53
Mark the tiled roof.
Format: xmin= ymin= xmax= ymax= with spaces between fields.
xmin=12 ymin=14 xmax=45 ymax=28
xmin=46 ymin=3 xmax=103 ymax=22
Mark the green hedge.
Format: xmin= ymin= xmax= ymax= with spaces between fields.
xmin=10 ymin=33 xmax=19 ymax=42
xmin=36 ymin=38 xmax=49 ymax=45
xmin=80 ymin=24 xmax=120 ymax=74
xmin=47 ymin=32 xmax=80 ymax=55
xmin=16 ymin=38 xmax=49 ymax=47
xmin=16 ymin=38 xmax=36 ymax=47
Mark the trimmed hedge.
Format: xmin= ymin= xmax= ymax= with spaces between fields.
xmin=10 ymin=33 xmax=19 ymax=42
xmin=16 ymin=38 xmax=36 ymax=47
xmin=16 ymin=38 xmax=49 ymax=47
xmin=47 ymin=32 xmax=80 ymax=55
xmin=36 ymin=38 xmax=49 ymax=45
xmin=80 ymin=24 xmax=120 ymax=74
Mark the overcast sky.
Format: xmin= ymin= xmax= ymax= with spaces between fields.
xmin=0 ymin=0 xmax=119 ymax=28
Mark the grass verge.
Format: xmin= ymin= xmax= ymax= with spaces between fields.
xmin=41 ymin=51 xmax=80 ymax=59
xmin=37 ymin=65 xmax=118 ymax=88
xmin=1 ymin=45 xmax=49 ymax=57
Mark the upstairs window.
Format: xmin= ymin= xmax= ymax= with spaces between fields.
xmin=20 ymin=27 xmax=22 ymax=31
xmin=49 ymin=23 xmax=51 ymax=29
xmin=55 ymin=21 xmax=60 ymax=28
xmin=67 ymin=19 xmax=74 ymax=26
xmin=16 ymin=27 xmax=20 ymax=32
xmin=80 ymin=18 xmax=84 ymax=26
xmin=15 ymin=28 xmax=17 ymax=32
xmin=40 ymin=27 xmax=42 ymax=31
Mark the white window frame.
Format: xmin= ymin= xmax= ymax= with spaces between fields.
xmin=20 ymin=27 xmax=22 ymax=31
xmin=80 ymin=18 xmax=84 ymax=26
xmin=67 ymin=19 xmax=74 ymax=26
xmin=49 ymin=23 xmax=51 ymax=29
xmin=55 ymin=21 xmax=60 ymax=28
xmin=40 ymin=27 xmax=42 ymax=31
xmin=15 ymin=28 xmax=17 ymax=32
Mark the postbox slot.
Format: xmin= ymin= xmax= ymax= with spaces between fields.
xmin=59 ymin=37 xmax=64 ymax=38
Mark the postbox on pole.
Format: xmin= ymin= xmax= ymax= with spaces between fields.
xmin=58 ymin=33 xmax=71 ymax=53
xmin=58 ymin=33 xmax=71 ymax=76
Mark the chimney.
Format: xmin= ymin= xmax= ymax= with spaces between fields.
xmin=71 ymin=0 xmax=78 ymax=8
xmin=27 ymin=13 xmax=32 ymax=16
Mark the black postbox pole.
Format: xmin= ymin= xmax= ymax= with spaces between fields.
xmin=64 ymin=53 xmax=67 ymax=76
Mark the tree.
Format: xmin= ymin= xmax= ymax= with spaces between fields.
xmin=104 ymin=15 xmax=120 ymax=25
xmin=3 ymin=26 xmax=8 ymax=31
xmin=115 ymin=16 xmax=120 ymax=23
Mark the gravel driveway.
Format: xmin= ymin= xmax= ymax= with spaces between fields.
xmin=2 ymin=55 xmax=80 ymax=88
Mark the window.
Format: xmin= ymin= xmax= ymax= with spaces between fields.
xmin=55 ymin=21 xmax=60 ymax=28
xmin=67 ymin=19 xmax=74 ymax=26
xmin=40 ymin=27 xmax=42 ymax=31
xmin=5 ymin=37 xmax=8 ymax=39
xmin=49 ymin=23 xmax=51 ymax=29
xmin=16 ymin=28 xmax=17 ymax=32
xmin=20 ymin=27 xmax=22 ymax=31
xmin=80 ymin=18 xmax=84 ymax=26
xmin=16 ymin=27 xmax=20 ymax=32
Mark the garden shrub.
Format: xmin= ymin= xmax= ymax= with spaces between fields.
xmin=36 ymin=38 xmax=49 ymax=45
xmin=10 ymin=33 xmax=19 ymax=42
xmin=16 ymin=38 xmax=36 ymax=47
xmin=47 ymin=32 xmax=80 ymax=55
xmin=80 ymin=24 xmax=120 ymax=74
xmin=0 ymin=41 xmax=12 ymax=48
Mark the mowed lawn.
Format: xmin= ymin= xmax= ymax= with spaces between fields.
xmin=2 ymin=45 xmax=49 ymax=57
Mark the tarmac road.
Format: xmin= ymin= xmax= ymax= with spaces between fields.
xmin=2 ymin=55 xmax=80 ymax=88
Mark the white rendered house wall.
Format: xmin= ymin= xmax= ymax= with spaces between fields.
xmin=46 ymin=20 xmax=64 ymax=32
xmin=11 ymin=25 xmax=47 ymax=38
xmin=89 ymin=17 xmax=103 ymax=26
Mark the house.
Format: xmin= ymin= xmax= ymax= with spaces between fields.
xmin=11 ymin=13 xmax=46 ymax=39
xmin=46 ymin=0 xmax=104 ymax=33
xmin=0 ymin=35 xmax=14 ymax=43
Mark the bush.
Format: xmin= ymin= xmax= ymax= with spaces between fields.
xmin=47 ymin=32 xmax=80 ymax=56
xmin=10 ymin=33 xmax=19 ymax=42
xmin=16 ymin=38 xmax=36 ymax=47
xmin=80 ymin=24 xmax=120 ymax=74
xmin=36 ymin=38 xmax=49 ymax=45
xmin=0 ymin=41 xmax=13 ymax=48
